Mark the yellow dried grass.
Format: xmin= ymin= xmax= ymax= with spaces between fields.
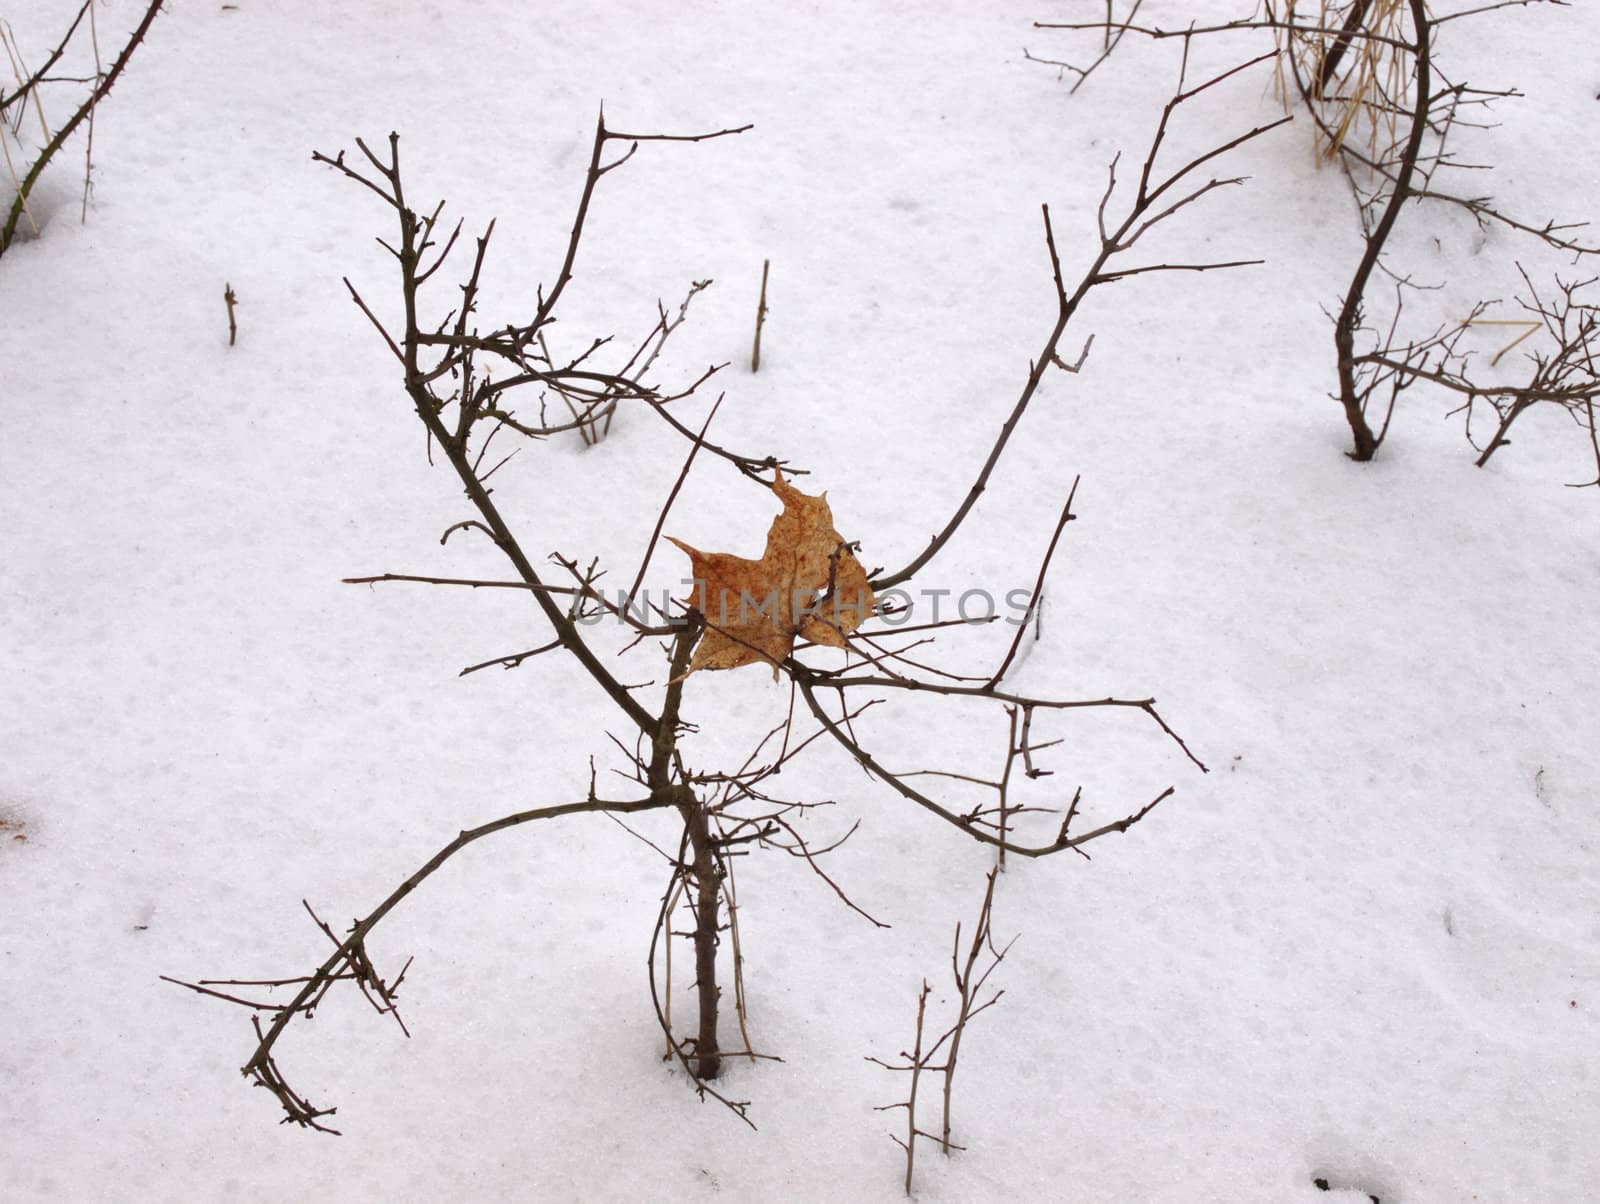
xmin=1269 ymin=0 xmax=1417 ymax=162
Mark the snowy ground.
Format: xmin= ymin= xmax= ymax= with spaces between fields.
xmin=3 ymin=2 xmax=1598 ymax=1200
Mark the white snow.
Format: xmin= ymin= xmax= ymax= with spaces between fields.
xmin=2 ymin=2 xmax=1597 ymax=1200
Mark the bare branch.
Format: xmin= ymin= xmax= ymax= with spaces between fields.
xmin=170 ymin=794 xmax=665 ymax=1129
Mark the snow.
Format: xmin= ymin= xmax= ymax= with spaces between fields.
xmin=3 ymin=1 xmax=1597 ymax=1200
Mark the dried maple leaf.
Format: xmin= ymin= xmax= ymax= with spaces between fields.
xmin=668 ymin=471 xmax=876 ymax=676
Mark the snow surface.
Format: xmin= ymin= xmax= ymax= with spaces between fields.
xmin=2 ymin=2 xmax=1598 ymax=1200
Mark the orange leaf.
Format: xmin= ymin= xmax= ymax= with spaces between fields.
xmin=668 ymin=471 xmax=876 ymax=676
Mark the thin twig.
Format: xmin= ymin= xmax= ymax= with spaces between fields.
xmin=751 ymin=258 xmax=770 ymax=371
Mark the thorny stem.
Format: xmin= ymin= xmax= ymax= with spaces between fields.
xmin=0 ymin=0 xmax=164 ymax=254
xmin=681 ymin=788 xmax=724 ymax=1080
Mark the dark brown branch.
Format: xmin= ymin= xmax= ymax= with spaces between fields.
xmin=1 ymin=0 xmax=164 ymax=254
xmin=0 ymin=3 xmax=91 ymax=118
xmin=457 ymin=639 xmax=561 ymax=677
xmin=800 ymin=668 xmax=1205 ymax=772
xmin=987 ymin=477 xmax=1077 ymax=689
xmin=529 ymin=112 xmax=749 ymax=335
xmin=629 ymin=395 xmax=723 ymax=604
xmin=870 ymin=867 xmax=1014 ymax=1193
xmin=1334 ymin=0 xmax=1431 ymax=461
xmin=1316 ymin=0 xmax=1372 ymax=94
xmin=751 ymin=259 xmax=770 ymax=371
xmin=1022 ymin=0 xmax=1144 ymax=94
xmin=794 ymin=674 xmax=1178 ymax=858
xmin=1034 ymin=15 xmax=1412 ymax=53
xmin=873 ymin=59 xmax=1285 ymax=590
xmin=1093 ymin=256 xmax=1264 ymax=282
xmin=761 ymin=815 xmax=889 ymax=929
xmin=173 ymin=794 xmax=664 ymax=1130
xmin=939 ymin=867 xmax=1013 ymax=1155
xmin=363 ymin=132 xmax=662 ymax=734
xmin=343 ymin=571 xmax=582 ymax=595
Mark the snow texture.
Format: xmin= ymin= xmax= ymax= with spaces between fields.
xmin=2 ymin=1 xmax=1597 ymax=1200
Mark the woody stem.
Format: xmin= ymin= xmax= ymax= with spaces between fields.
xmin=657 ymin=620 xmax=722 ymax=1079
